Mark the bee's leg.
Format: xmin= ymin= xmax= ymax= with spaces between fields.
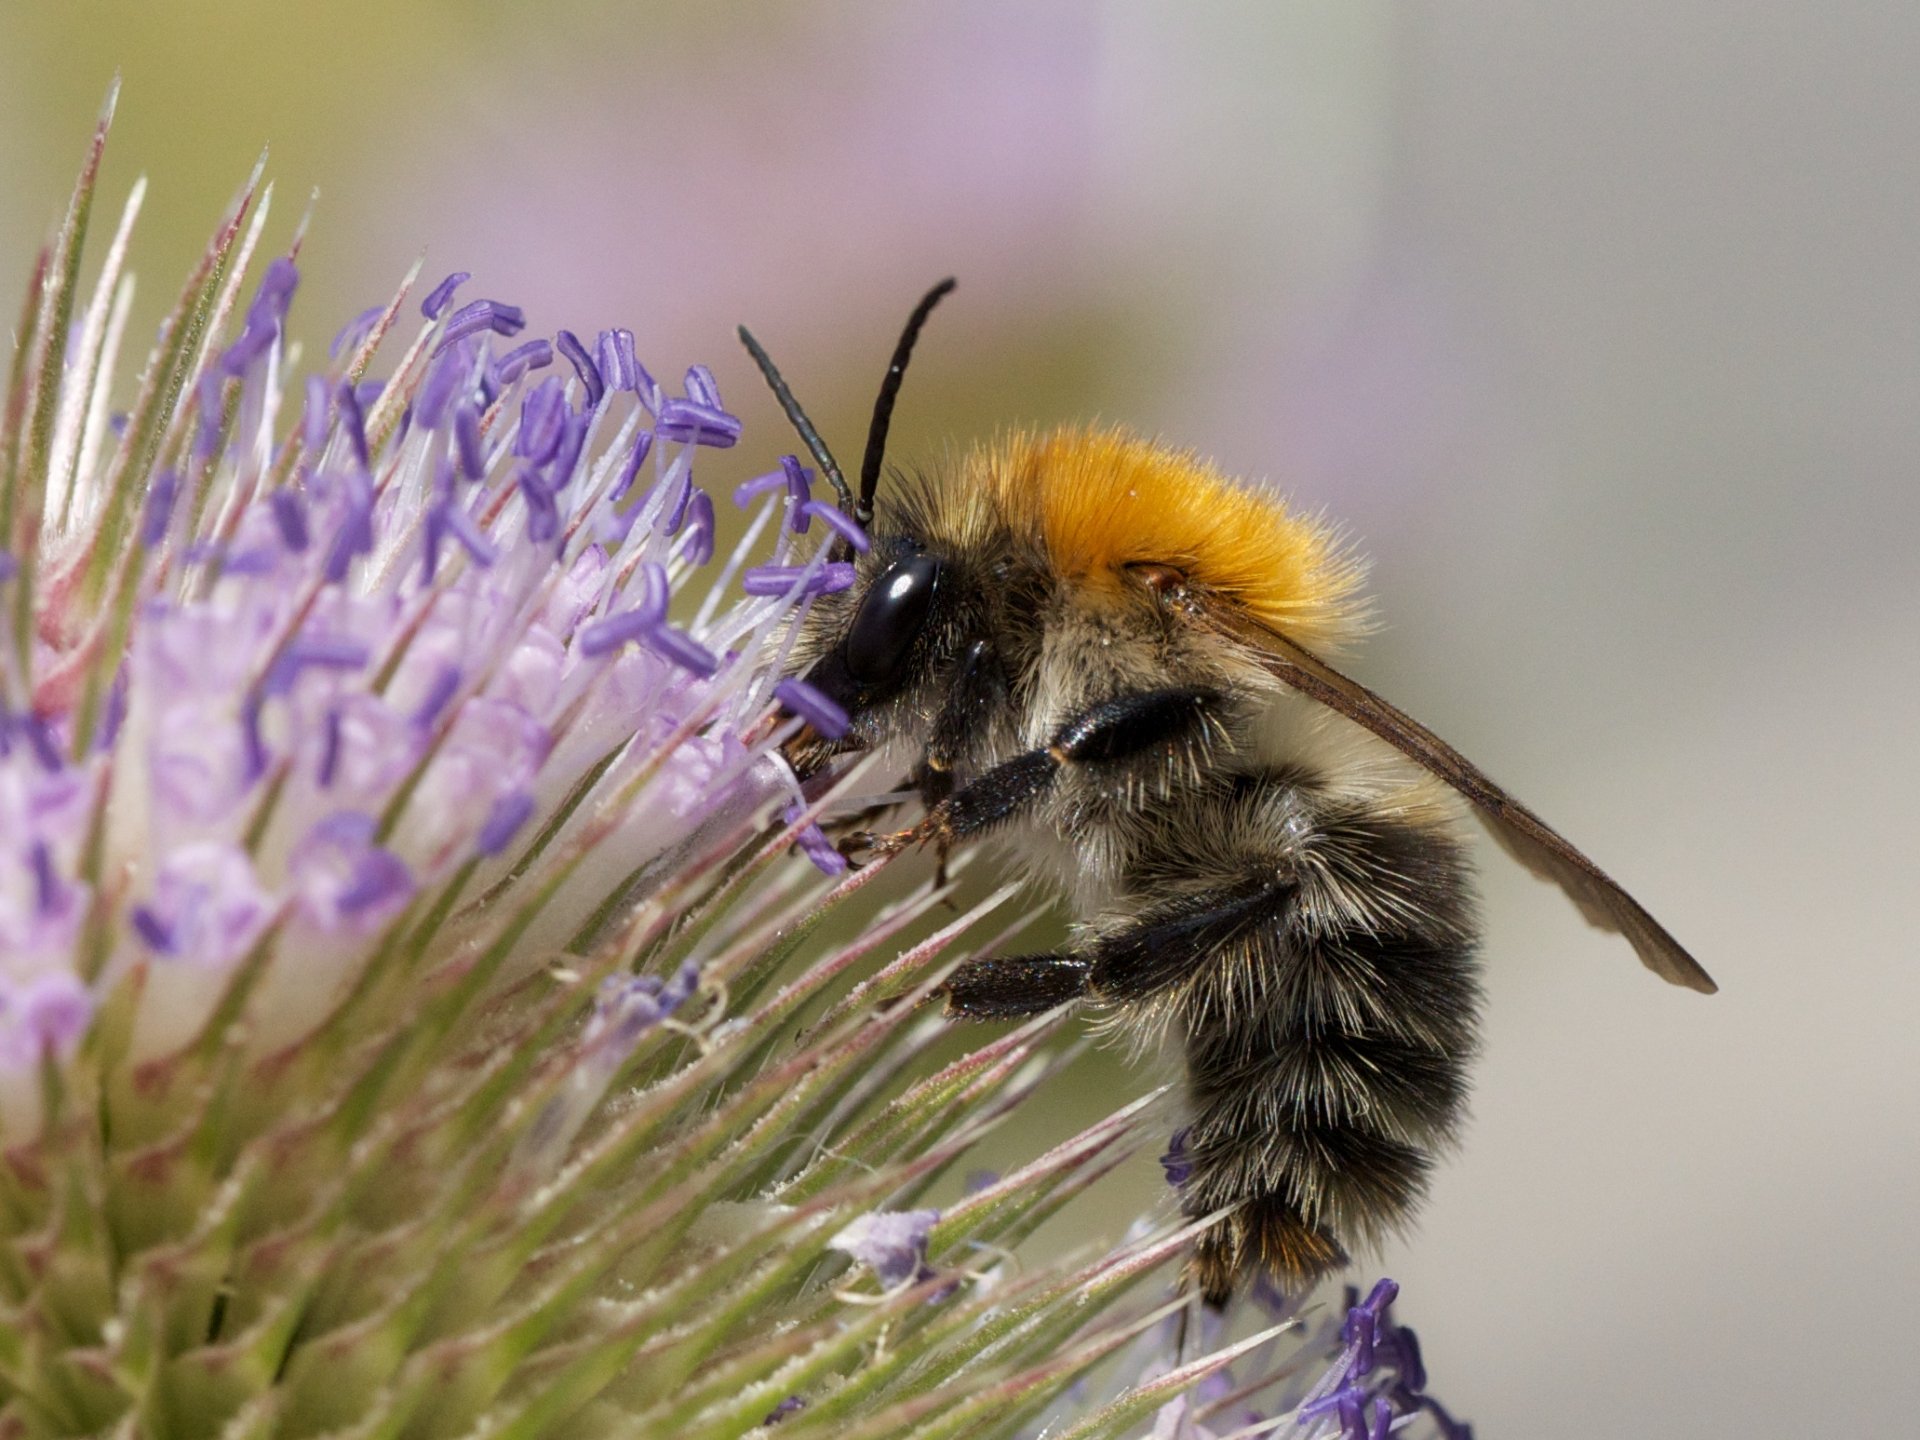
xmin=921 ymin=638 xmax=1005 ymax=888
xmin=901 ymin=687 xmax=1218 ymax=850
xmin=839 ymin=640 xmax=1009 ymax=874
xmin=909 ymin=758 xmax=956 ymax=887
xmin=817 ymin=781 xmax=917 ymax=840
xmin=925 ymin=639 xmax=1007 ymax=786
xmin=911 ymin=756 xmax=955 ymax=810
xmin=942 ymin=875 xmax=1277 ymax=1018
xmin=941 ymin=955 xmax=1092 ymax=1018
xmin=1083 ymin=880 xmax=1293 ymax=1002
xmin=946 ymin=881 xmax=1288 ymax=1023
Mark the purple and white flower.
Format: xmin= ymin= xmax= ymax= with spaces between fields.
xmin=4 ymin=187 xmax=854 ymax=1087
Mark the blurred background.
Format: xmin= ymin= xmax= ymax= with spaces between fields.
xmin=4 ymin=2 xmax=1915 ymax=1433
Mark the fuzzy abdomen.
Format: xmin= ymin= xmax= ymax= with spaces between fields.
xmin=1106 ymin=773 xmax=1482 ymax=1305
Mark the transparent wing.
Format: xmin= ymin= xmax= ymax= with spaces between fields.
xmin=1208 ymin=609 xmax=1716 ymax=993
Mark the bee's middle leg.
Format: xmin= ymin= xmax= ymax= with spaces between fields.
xmin=941 ymin=955 xmax=1092 ymax=1018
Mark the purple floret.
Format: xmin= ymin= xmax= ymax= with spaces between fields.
xmin=292 ymin=813 xmax=415 ymax=928
xmin=270 ymin=490 xmax=309 ymax=552
xmin=732 ymin=468 xmax=787 ymax=507
xmin=577 ymin=562 xmax=671 ymax=657
xmin=774 ymin=678 xmax=849 ymax=740
xmin=610 ymin=429 xmax=654 ymax=506
xmin=424 ymin=488 xmax=497 ymax=580
xmin=454 ymin=403 xmax=486 ymax=480
xmin=415 ymin=340 xmax=473 ymax=430
xmin=800 ymin=500 xmax=869 ymax=552
xmin=265 ymin=634 xmax=371 ymax=698
xmin=335 ymin=380 xmax=372 ymax=469
xmin=781 ymin=454 xmax=812 ymax=514
xmin=596 ymin=329 xmax=638 ymax=392
xmin=656 ymin=398 xmax=741 ymax=448
xmin=517 ymin=376 xmax=568 ymax=463
xmin=420 ymin=270 xmax=470 ymax=320
xmin=829 ymin=1208 xmax=940 ymax=1288
xmin=494 ymin=338 xmax=553 ymax=385
xmin=683 ymin=491 xmax=715 ymax=566
xmin=435 ymin=298 xmax=527 ymax=353
xmin=547 ymin=410 xmax=589 ymax=493
xmin=330 ymin=302 xmax=385 ymax=359
xmin=644 ymin=624 xmax=719 ymax=679
xmin=222 ymin=259 xmax=297 ymax=373
xmin=141 ymin=470 xmax=179 ymax=548
xmin=323 ymin=471 xmax=376 ymax=582
xmin=556 ymin=329 xmax=605 ymax=408
xmin=476 ymin=790 xmax=537 ymax=857
xmin=410 ymin=665 xmax=462 ymax=728
xmin=661 ymin=472 xmax=696 ymax=534
xmin=1159 ymin=1127 xmax=1194 ymax=1188
xmin=683 ymin=363 xmax=723 ymax=409
xmin=517 ymin=468 xmax=560 ymax=544
xmin=741 ymin=563 xmax=853 ymax=599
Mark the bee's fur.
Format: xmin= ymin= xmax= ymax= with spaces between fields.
xmin=789 ymin=426 xmax=1482 ymax=1306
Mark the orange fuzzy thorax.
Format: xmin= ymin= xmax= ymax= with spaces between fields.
xmin=965 ymin=426 xmax=1370 ymax=654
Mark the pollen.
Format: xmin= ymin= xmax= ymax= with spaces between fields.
xmin=970 ymin=426 xmax=1370 ymax=653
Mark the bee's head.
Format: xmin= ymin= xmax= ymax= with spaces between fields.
xmin=737 ymin=279 xmax=958 ymax=776
xmin=777 ymin=530 xmax=951 ymax=776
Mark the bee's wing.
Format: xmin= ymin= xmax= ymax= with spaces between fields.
xmin=1212 ymin=611 xmax=1716 ymax=994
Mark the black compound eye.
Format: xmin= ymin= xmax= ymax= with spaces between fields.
xmin=843 ymin=554 xmax=942 ymax=687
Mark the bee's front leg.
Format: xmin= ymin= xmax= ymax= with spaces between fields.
xmin=911 ymin=687 xmax=1221 ymax=848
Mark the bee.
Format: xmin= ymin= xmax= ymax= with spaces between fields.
xmin=739 ymin=280 xmax=1716 ymax=1306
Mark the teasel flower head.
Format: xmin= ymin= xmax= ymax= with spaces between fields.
xmin=0 ymin=88 xmax=1469 ymax=1440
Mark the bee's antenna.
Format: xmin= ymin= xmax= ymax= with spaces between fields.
xmin=737 ymin=277 xmax=955 ymax=538
xmin=856 ymin=277 xmax=956 ymax=528
xmin=737 ymin=322 xmax=855 ymax=515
